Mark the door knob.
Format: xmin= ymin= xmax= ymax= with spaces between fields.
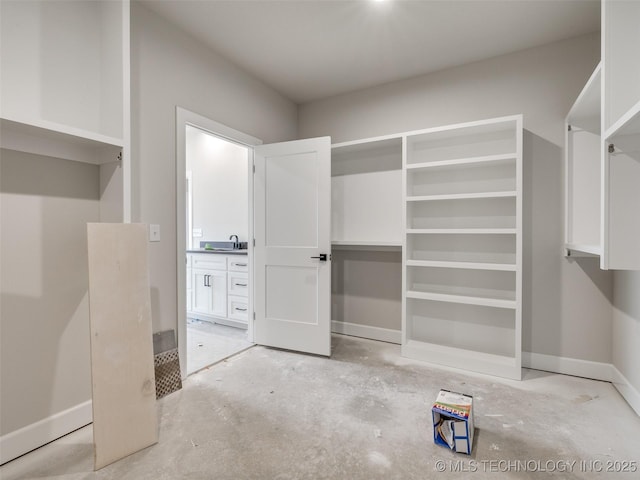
xmin=310 ymin=254 xmax=328 ymax=261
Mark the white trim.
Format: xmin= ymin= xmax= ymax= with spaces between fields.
xmin=176 ymin=107 xmax=261 ymax=379
xmin=332 ymin=321 xmax=401 ymax=344
xmin=611 ymin=366 xmax=640 ymax=416
xmin=0 ymin=400 xmax=92 ymax=465
xmin=522 ymin=351 xmax=615 ymax=382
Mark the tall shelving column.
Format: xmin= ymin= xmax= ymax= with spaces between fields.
xmin=0 ymin=0 xmax=131 ymax=465
xmin=565 ymin=64 xmax=602 ymax=257
xmin=601 ymin=0 xmax=640 ymax=270
xmin=330 ymin=136 xmax=403 ymax=344
xmin=402 ymin=115 xmax=523 ymax=380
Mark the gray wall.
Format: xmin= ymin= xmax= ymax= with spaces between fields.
xmin=300 ymin=33 xmax=615 ymax=364
xmin=0 ymin=149 xmax=99 ymax=435
xmin=186 ymin=126 xmax=249 ymax=247
xmin=613 ymin=271 xmax=640 ymax=404
xmin=131 ymin=3 xmax=298 ymax=333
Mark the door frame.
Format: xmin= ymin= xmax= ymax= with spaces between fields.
xmin=176 ymin=107 xmax=261 ymax=378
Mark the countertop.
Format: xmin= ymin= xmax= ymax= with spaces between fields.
xmin=187 ymin=249 xmax=248 ymax=255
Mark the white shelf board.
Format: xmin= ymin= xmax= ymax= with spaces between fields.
xmin=332 ymin=240 xmax=401 ymax=246
xmin=0 ymin=116 xmax=123 ymax=165
xmin=406 ymin=260 xmax=517 ymax=271
xmin=567 ymin=63 xmax=601 ymax=135
xmin=407 ymin=228 xmax=516 ymax=235
xmin=565 ymin=243 xmax=602 ymax=257
xmin=406 ymin=290 xmax=516 ymax=309
xmin=605 ymin=99 xmax=640 ymax=139
xmin=332 ymin=241 xmax=401 ymax=252
xmin=404 ymin=114 xmax=521 ymax=140
xmin=406 ymin=191 xmax=516 ymax=202
xmin=401 ymin=340 xmax=520 ymax=380
xmin=405 ymin=153 xmax=516 ymax=171
xmin=332 ymin=135 xmax=402 ymax=154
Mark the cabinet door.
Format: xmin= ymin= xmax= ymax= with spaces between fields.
xmin=209 ymin=271 xmax=227 ymax=317
xmin=192 ymin=269 xmax=212 ymax=315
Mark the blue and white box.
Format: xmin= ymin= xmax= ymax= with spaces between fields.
xmin=432 ymin=389 xmax=474 ymax=455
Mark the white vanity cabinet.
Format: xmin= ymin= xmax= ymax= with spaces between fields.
xmin=187 ymin=253 xmax=249 ymax=328
xmin=227 ymin=258 xmax=249 ymax=322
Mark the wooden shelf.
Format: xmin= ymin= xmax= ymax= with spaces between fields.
xmin=407 ymin=228 xmax=516 ymax=235
xmin=567 ymin=63 xmax=601 ymax=135
xmin=332 ymin=240 xmax=401 ymax=246
xmin=605 ymin=99 xmax=640 ymax=139
xmin=332 ymin=135 xmax=402 ymax=156
xmin=406 ymin=290 xmax=516 ymax=309
xmin=406 ymin=260 xmax=517 ymax=271
xmin=565 ymin=243 xmax=602 ymax=257
xmin=406 ymin=153 xmax=516 ymax=171
xmin=403 ymin=115 xmax=522 ymax=380
xmin=406 ymin=191 xmax=516 ymax=202
xmin=332 ymin=241 xmax=401 ymax=251
xmin=0 ymin=116 xmax=123 ymax=165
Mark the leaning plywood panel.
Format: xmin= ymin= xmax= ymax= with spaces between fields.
xmin=87 ymin=223 xmax=157 ymax=469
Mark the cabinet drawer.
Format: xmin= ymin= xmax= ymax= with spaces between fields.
xmin=192 ymin=254 xmax=227 ymax=271
xmin=228 ymin=257 xmax=249 ymax=272
xmin=228 ymin=295 xmax=249 ymax=322
xmin=228 ymin=272 xmax=249 ymax=297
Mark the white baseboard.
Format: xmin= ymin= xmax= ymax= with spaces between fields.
xmin=522 ymin=351 xmax=615 ymax=382
xmin=0 ymin=400 xmax=92 ymax=465
xmin=611 ymin=366 xmax=640 ymax=417
xmin=332 ymin=320 xmax=401 ymax=344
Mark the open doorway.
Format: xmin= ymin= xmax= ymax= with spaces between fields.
xmin=177 ymin=108 xmax=261 ymax=377
xmin=185 ymin=125 xmax=252 ymax=374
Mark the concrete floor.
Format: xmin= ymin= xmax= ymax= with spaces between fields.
xmin=2 ymin=334 xmax=639 ymax=479
xmin=186 ymin=318 xmax=252 ymax=374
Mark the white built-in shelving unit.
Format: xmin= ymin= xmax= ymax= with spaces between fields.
xmin=0 ymin=0 xmax=130 ymax=465
xmin=600 ymin=0 xmax=640 ymax=270
xmin=565 ymin=64 xmax=602 ymax=257
xmin=331 ymin=135 xmax=403 ymax=247
xmin=565 ymin=1 xmax=640 ymax=270
xmin=0 ymin=0 xmax=132 ymax=223
xmin=0 ymin=0 xmax=130 ymax=219
xmin=402 ymin=115 xmax=523 ymax=380
xmin=330 ymin=136 xmax=403 ymax=343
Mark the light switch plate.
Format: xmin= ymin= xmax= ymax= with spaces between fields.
xmin=149 ymin=224 xmax=160 ymax=242
xmin=192 ymin=228 xmax=203 ymax=238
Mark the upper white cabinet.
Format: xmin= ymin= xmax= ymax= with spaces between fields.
xmin=331 ymin=136 xmax=402 ymax=247
xmin=565 ymin=64 xmax=602 ymax=256
xmin=602 ymin=0 xmax=640 ymax=136
xmin=601 ymin=0 xmax=640 ymax=270
xmin=403 ymin=115 xmax=523 ymax=380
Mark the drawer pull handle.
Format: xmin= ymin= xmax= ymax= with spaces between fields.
xmin=236 ymin=308 xmax=247 ymax=312
xmin=235 ymin=263 xmax=247 ymax=267
xmin=235 ymin=283 xmax=247 ymax=287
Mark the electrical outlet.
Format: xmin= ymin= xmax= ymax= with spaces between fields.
xmin=193 ymin=228 xmax=203 ymax=238
xmin=149 ymin=224 xmax=161 ymax=242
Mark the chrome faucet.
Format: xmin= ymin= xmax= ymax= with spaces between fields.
xmin=229 ymin=234 xmax=239 ymax=249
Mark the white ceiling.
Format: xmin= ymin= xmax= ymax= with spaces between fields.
xmin=140 ymin=0 xmax=600 ymax=104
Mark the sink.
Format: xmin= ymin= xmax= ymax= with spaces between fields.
xmin=199 ymin=240 xmax=243 ymax=251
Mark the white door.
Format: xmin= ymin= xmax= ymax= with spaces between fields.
xmin=254 ymin=137 xmax=331 ymax=356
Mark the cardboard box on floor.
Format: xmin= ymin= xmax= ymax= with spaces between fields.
xmin=432 ymin=389 xmax=474 ymax=455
